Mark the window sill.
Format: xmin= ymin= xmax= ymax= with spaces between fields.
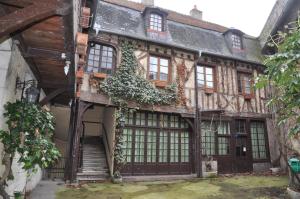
xmin=154 ymin=80 xmax=167 ymax=88
xmin=243 ymin=94 xmax=253 ymax=100
xmin=204 ymin=87 xmax=214 ymax=94
xmin=91 ymin=72 xmax=107 ymax=79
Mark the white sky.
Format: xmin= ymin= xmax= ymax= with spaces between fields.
xmin=131 ymin=0 xmax=277 ymax=37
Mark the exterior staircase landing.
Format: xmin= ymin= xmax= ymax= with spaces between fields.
xmin=77 ymin=137 xmax=110 ymax=182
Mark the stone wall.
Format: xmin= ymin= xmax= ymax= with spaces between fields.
xmin=0 ymin=38 xmax=44 ymax=197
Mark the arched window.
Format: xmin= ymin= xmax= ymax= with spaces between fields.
xmin=87 ymin=43 xmax=116 ymax=75
xmin=150 ymin=13 xmax=163 ymax=31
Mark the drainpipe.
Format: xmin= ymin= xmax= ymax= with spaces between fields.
xmin=195 ymin=50 xmax=203 ymax=177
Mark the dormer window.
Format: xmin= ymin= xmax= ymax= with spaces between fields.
xmin=150 ymin=13 xmax=163 ymax=31
xmin=231 ymin=34 xmax=242 ymax=49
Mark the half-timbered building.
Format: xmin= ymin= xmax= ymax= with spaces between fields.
xmin=67 ymin=0 xmax=278 ymax=181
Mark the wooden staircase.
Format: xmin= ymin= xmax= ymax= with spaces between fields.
xmin=77 ymin=136 xmax=110 ymax=182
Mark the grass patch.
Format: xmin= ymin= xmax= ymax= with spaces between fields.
xmin=56 ymin=175 xmax=288 ymax=199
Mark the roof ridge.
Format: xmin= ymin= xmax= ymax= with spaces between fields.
xmin=102 ymin=0 xmax=228 ymax=33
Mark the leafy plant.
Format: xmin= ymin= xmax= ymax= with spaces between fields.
xmin=256 ymin=18 xmax=300 ymax=137
xmin=100 ymin=40 xmax=177 ymax=106
xmin=0 ymin=101 xmax=60 ymax=199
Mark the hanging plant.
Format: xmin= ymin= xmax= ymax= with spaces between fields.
xmin=100 ymin=40 xmax=177 ymax=106
xmin=0 ymin=101 xmax=60 ymax=198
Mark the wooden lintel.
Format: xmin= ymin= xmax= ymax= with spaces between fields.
xmin=24 ymin=47 xmax=68 ymax=60
xmin=0 ymin=0 xmax=71 ymax=38
xmin=39 ymin=87 xmax=69 ymax=106
xmin=0 ymin=0 xmax=33 ymax=8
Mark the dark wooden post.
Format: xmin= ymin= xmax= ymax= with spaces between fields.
xmin=69 ymin=100 xmax=92 ymax=182
xmin=194 ymin=54 xmax=203 ymax=178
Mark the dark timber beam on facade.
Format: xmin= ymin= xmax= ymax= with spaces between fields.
xmin=39 ymin=87 xmax=70 ymax=106
xmin=79 ymin=91 xmax=196 ymax=115
xmin=0 ymin=0 xmax=71 ymax=39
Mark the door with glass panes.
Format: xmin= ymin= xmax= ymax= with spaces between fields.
xmin=121 ymin=111 xmax=192 ymax=175
xmin=233 ymin=120 xmax=252 ymax=173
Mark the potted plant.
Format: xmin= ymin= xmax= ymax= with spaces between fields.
xmin=112 ymin=171 xmax=123 ymax=184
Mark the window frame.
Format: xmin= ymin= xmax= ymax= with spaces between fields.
xmin=231 ymin=34 xmax=242 ymax=50
xmin=86 ymin=43 xmax=116 ymax=75
xmin=149 ymin=13 xmax=163 ymax=32
xmin=237 ymin=71 xmax=254 ymax=96
xmin=250 ymin=120 xmax=269 ymax=161
xmin=196 ymin=65 xmax=216 ymax=91
xmin=148 ymin=55 xmax=171 ymax=82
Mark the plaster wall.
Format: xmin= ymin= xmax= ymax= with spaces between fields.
xmin=0 ymin=38 xmax=45 ymax=197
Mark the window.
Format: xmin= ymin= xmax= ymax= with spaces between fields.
xmin=237 ymin=72 xmax=252 ymax=95
xmin=134 ymin=129 xmax=145 ymax=163
xmin=201 ymin=121 xmax=231 ymax=156
xmin=149 ymin=56 xmax=169 ymax=81
xmin=236 ymin=120 xmax=246 ymax=134
xmin=181 ymin=132 xmax=189 ymax=162
xmin=218 ymin=122 xmax=230 ymax=155
xmin=170 ymin=131 xmax=179 ymax=162
xmin=87 ymin=44 xmax=115 ymax=74
xmin=232 ymin=34 xmax=242 ymax=49
xmin=150 ymin=13 xmax=163 ymax=31
xmin=159 ymin=131 xmax=168 ymax=162
xmin=201 ymin=122 xmax=216 ymax=155
xmin=251 ymin=122 xmax=267 ymax=159
xmin=123 ymin=112 xmax=190 ymax=166
xmin=197 ymin=66 xmax=214 ymax=88
xmin=147 ymin=130 xmax=157 ymax=163
xmin=123 ymin=128 xmax=133 ymax=162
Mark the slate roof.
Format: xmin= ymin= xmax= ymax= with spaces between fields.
xmin=94 ymin=0 xmax=263 ymax=64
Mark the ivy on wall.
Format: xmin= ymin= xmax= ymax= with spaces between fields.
xmin=100 ymin=40 xmax=177 ymax=107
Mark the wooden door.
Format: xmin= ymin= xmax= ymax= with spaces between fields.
xmin=232 ymin=120 xmax=252 ymax=173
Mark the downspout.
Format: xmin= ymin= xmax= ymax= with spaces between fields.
xmin=195 ymin=50 xmax=202 ymax=177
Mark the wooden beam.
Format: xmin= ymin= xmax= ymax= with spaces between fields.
xmin=39 ymin=81 xmax=68 ymax=89
xmin=0 ymin=0 xmax=33 ymax=8
xmin=0 ymin=0 xmax=71 ymax=38
xmin=24 ymin=47 xmax=69 ymax=60
xmin=39 ymin=87 xmax=69 ymax=106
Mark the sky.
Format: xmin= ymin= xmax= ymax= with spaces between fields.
xmin=131 ymin=0 xmax=277 ymax=37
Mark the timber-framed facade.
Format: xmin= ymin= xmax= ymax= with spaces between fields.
xmin=67 ymin=0 xmax=276 ymax=181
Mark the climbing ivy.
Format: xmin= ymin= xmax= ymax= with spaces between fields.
xmin=100 ymin=40 xmax=177 ymax=106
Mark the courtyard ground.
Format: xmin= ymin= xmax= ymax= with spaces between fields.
xmin=55 ymin=175 xmax=289 ymax=199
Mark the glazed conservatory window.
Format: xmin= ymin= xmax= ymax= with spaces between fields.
xmin=150 ymin=13 xmax=163 ymax=31
xmin=134 ymin=129 xmax=145 ymax=163
xmin=147 ymin=130 xmax=157 ymax=163
xmin=197 ymin=66 xmax=214 ymax=88
xmin=232 ymin=34 xmax=242 ymax=49
xmin=217 ymin=122 xmax=230 ymax=155
xmin=181 ymin=132 xmax=189 ymax=162
xmin=251 ymin=122 xmax=267 ymax=159
xmin=201 ymin=122 xmax=215 ymax=155
xmin=149 ymin=56 xmax=169 ymax=81
xmin=159 ymin=131 xmax=168 ymax=162
xmin=170 ymin=131 xmax=179 ymax=162
xmin=87 ymin=44 xmax=115 ymax=74
xmin=237 ymin=72 xmax=252 ymax=95
xmin=123 ymin=128 xmax=133 ymax=162
xmin=236 ymin=120 xmax=246 ymax=134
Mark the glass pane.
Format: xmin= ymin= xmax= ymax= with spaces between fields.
xmin=160 ymin=59 xmax=168 ymax=66
xmin=150 ymin=57 xmax=158 ymax=65
xmin=206 ymin=67 xmax=213 ymax=75
xmin=197 ymin=73 xmax=204 ymax=81
xmin=197 ymin=66 xmax=204 ymax=73
xmin=201 ymin=121 xmax=216 ymax=155
xmin=159 ymin=131 xmax=168 ymax=162
xmin=250 ymin=122 xmax=267 ymax=159
xmin=123 ymin=128 xmax=133 ymax=163
xmin=147 ymin=130 xmax=157 ymax=163
xmin=134 ymin=129 xmax=145 ymax=163
xmin=207 ymin=81 xmax=213 ymax=88
xmin=206 ymin=74 xmax=213 ymax=81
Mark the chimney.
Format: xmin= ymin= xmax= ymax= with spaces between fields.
xmin=141 ymin=0 xmax=154 ymax=6
xmin=190 ymin=5 xmax=202 ymax=20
